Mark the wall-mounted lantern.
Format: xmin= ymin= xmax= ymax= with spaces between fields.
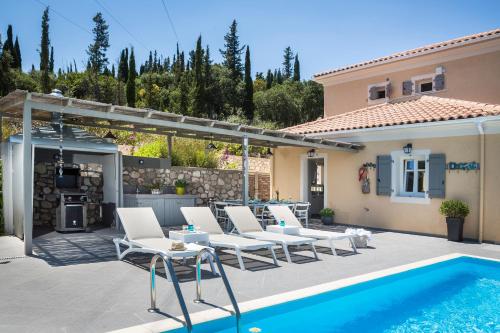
xmin=307 ymin=149 xmax=316 ymax=158
xmin=403 ymin=143 xmax=413 ymax=155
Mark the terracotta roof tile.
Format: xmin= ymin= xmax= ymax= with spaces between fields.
xmin=314 ymin=28 xmax=500 ymax=78
xmin=285 ymin=96 xmax=500 ymax=134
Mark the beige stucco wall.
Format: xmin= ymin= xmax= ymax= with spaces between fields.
xmin=319 ymin=39 xmax=500 ymax=117
xmin=273 ymin=134 xmax=500 ymax=243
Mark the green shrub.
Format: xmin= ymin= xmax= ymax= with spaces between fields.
xmin=319 ymin=208 xmax=334 ymax=217
xmin=133 ymin=138 xmax=219 ymax=169
xmin=439 ymin=200 xmax=470 ymax=219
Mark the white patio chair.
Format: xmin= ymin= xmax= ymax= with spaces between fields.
xmin=268 ymin=205 xmax=358 ymax=255
xmin=225 ymin=206 xmax=319 ymax=264
xmin=181 ymin=207 xmax=278 ymax=270
xmin=293 ymin=202 xmax=311 ymax=228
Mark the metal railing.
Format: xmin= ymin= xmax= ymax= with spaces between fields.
xmin=148 ymin=248 xmax=241 ymax=333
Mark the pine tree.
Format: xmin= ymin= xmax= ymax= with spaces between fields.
xmin=266 ymin=69 xmax=273 ymax=89
xmin=39 ymin=7 xmax=51 ymax=93
xmin=293 ymin=54 xmax=300 ymax=81
xmin=87 ymin=12 xmax=110 ymax=73
xmin=14 ymin=36 xmax=21 ymax=69
xmin=219 ymin=19 xmax=244 ymax=81
xmin=282 ymin=46 xmax=293 ymax=79
xmin=126 ymin=47 xmax=136 ymax=107
xmin=242 ymin=46 xmax=254 ymax=122
xmin=49 ymin=46 xmax=54 ymax=72
xmin=190 ymin=36 xmax=205 ymax=117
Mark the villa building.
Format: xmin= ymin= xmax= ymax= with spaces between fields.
xmin=272 ymin=29 xmax=500 ymax=243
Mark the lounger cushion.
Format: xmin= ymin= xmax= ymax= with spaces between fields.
xmin=225 ymin=206 xmax=264 ymax=233
xmin=242 ymin=231 xmax=315 ymax=246
xmin=180 ymin=207 xmax=224 ymax=234
xmin=209 ymin=234 xmax=274 ymax=251
xmin=117 ymin=207 xmax=165 ymax=240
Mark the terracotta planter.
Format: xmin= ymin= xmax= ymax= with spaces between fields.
xmin=175 ymin=187 xmax=185 ymax=195
xmin=446 ymin=217 xmax=464 ymax=242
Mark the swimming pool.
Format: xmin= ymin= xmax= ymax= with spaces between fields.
xmin=167 ymin=255 xmax=499 ymax=333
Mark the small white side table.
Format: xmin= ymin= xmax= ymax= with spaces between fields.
xmin=169 ymin=230 xmax=210 ymax=245
xmin=266 ymin=224 xmax=300 ymax=235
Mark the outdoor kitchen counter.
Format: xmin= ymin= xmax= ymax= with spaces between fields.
xmin=123 ymin=194 xmax=197 ymax=226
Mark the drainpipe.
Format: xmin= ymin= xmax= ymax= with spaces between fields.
xmin=476 ymin=121 xmax=485 ymax=243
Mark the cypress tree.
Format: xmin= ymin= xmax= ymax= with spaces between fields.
xmin=0 ymin=44 xmax=14 ymax=96
xmin=190 ymin=36 xmax=205 ymax=117
xmin=293 ymin=54 xmax=300 ymax=81
xmin=219 ymin=19 xmax=244 ymax=81
xmin=111 ymin=64 xmax=115 ymax=77
xmin=282 ymin=46 xmax=293 ymax=79
xmin=40 ymin=7 xmax=51 ymax=93
xmin=4 ymin=25 xmax=14 ymax=57
xmin=87 ymin=12 xmax=110 ymax=73
xmin=242 ymin=46 xmax=254 ymax=122
xmin=126 ymin=47 xmax=136 ymax=107
xmin=276 ymin=69 xmax=283 ymax=84
xmin=118 ymin=48 xmax=128 ymax=82
xmin=49 ymin=46 xmax=54 ymax=72
xmin=73 ymin=59 xmax=78 ymax=73
xmin=179 ymin=74 xmax=188 ymax=114
xmin=14 ymin=36 xmax=21 ymax=69
xmin=266 ymin=69 xmax=273 ymax=89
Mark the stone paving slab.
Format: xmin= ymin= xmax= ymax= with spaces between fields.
xmin=0 ymin=224 xmax=499 ymax=333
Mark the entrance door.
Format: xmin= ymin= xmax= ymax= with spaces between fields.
xmin=307 ymin=158 xmax=324 ymax=217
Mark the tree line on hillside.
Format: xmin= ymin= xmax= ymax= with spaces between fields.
xmin=0 ymin=8 xmax=323 ymax=128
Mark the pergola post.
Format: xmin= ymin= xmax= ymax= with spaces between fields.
xmin=22 ymin=99 xmax=33 ymax=255
xmin=166 ymin=134 xmax=173 ymax=161
xmin=242 ymin=135 xmax=249 ymax=206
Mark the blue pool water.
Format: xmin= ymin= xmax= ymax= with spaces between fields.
xmin=169 ymin=257 xmax=500 ymax=333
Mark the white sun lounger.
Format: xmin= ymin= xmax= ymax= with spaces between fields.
xmin=113 ymin=207 xmax=215 ymax=275
xmin=180 ymin=207 xmax=278 ymax=270
xmin=224 ymin=206 xmax=319 ymax=264
xmin=268 ymin=205 xmax=358 ymax=255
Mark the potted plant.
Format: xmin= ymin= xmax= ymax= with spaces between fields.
xmin=439 ymin=199 xmax=470 ymax=242
xmin=145 ymin=180 xmax=163 ymax=195
xmin=174 ymin=179 xmax=188 ymax=195
xmin=319 ymin=208 xmax=335 ymax=225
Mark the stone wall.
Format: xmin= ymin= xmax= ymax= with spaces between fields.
xmin=33 ymin=162 xmax=103 ymax=227
xmin=123 ymin=165 xmax=270 ymax=205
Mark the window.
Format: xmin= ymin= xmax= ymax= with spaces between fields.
xmin=402 ymin=158 xmax=426 ymax=196
xmin=390 ymin=149 xmax=431 ymax=204
xmin=418 ymin=81 xmax=433 ymax=93
xmin=368 ymin=82 xmax=389 ymax=103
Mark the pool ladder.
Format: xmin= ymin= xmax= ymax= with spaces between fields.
xmin=148 ymin=248 xmax=241 ymax=332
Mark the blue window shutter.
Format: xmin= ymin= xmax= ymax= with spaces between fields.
xmin=428 ymin=154 xmax=446 ymax=198
xmin=376 ymin=155 xmax=392 ymax=196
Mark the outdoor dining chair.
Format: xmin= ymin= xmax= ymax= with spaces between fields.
xmin=293 ymin=202 xmax=311 ymax=228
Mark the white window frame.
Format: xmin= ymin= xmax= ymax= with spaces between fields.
xmin=367 ymin=82 xmax=389 ymax=104
xmin=390 ymin=149 xmax=431 ymax=204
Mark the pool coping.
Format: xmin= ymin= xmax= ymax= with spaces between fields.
xmin=108 ymin=253 xmax=499 ymax=333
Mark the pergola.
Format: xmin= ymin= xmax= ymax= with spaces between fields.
xmin=0 ymin=90 xmax=362 ymax=254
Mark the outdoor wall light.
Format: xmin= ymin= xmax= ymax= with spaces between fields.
xmin=403 ymin=143 xmax=413 ymax=154
xmin=307 ymin=149 xmax=316 ymax=158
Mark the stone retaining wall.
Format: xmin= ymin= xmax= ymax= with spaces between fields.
xmin=219 ymin=155 xmax=270 ymax=173
xmin=123 ymin=166 xmax=270 ymax=205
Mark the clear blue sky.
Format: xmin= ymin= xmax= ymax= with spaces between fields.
xmin=2 ymin=0 xmax=499 ymax=79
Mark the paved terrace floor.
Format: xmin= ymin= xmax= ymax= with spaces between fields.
xmin=0 ymin=223 xmax=499 ymax=333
